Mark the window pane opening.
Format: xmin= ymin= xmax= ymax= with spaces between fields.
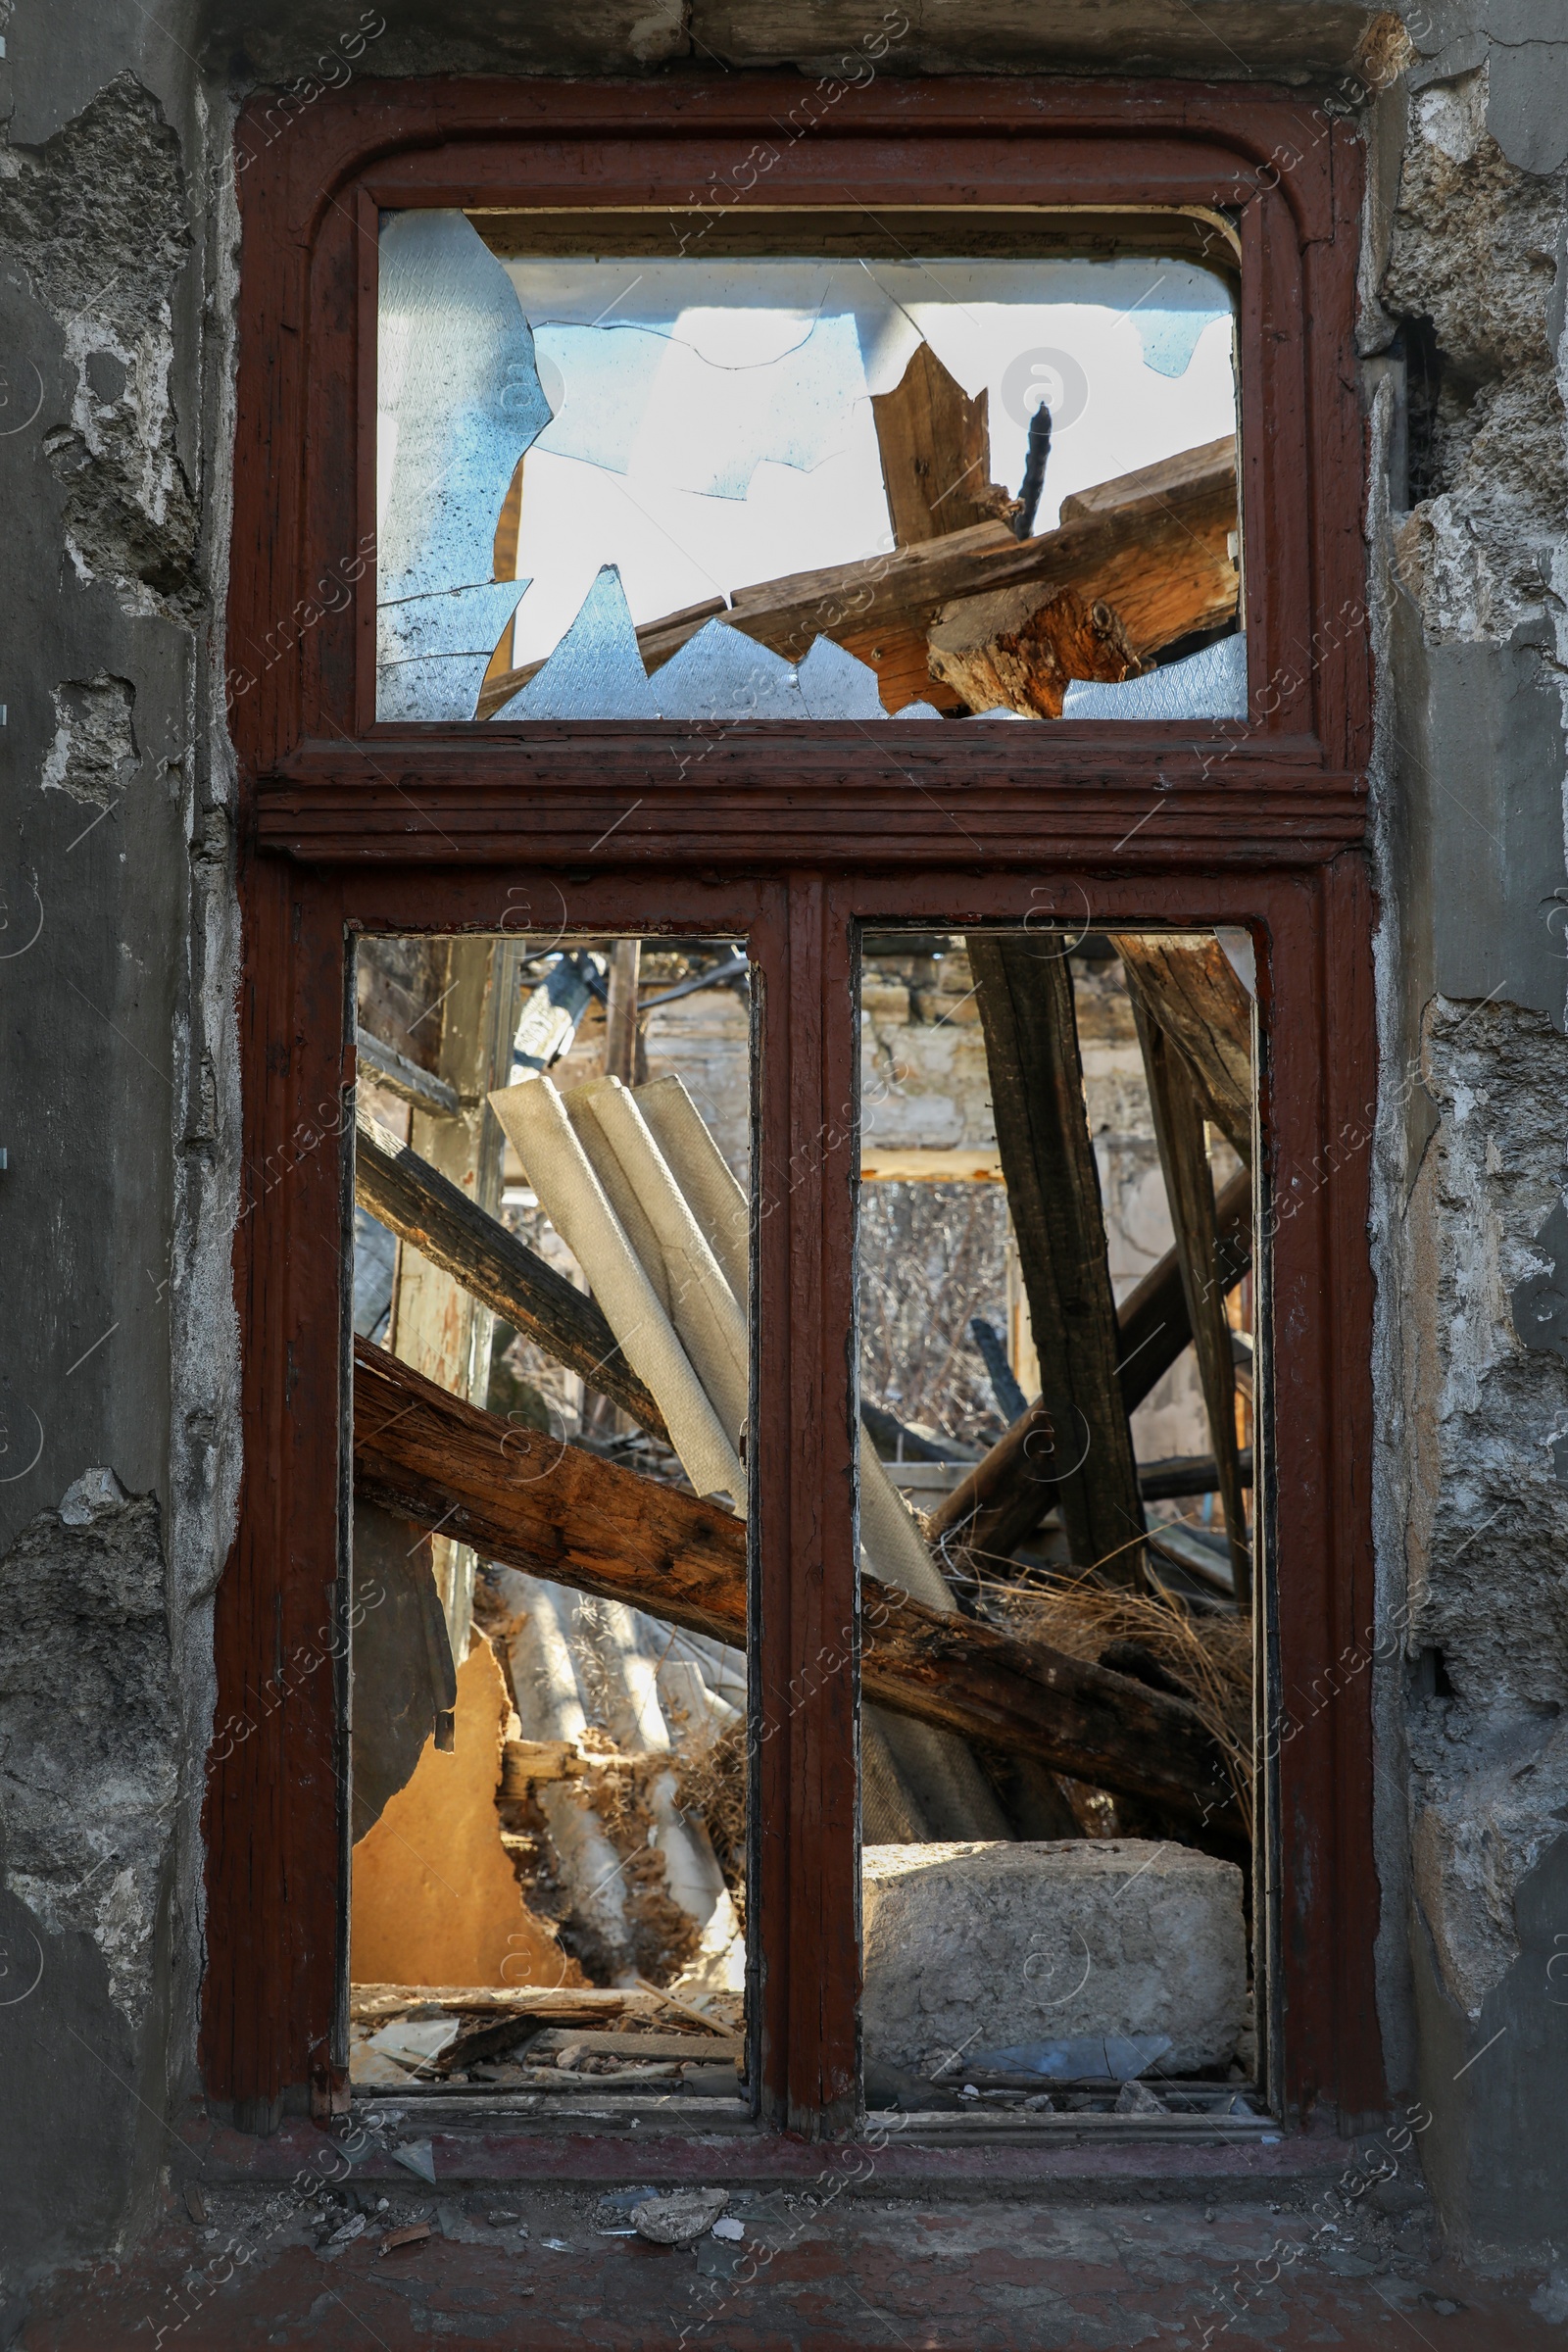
xmin=349 ymin=932 xmax=754 ymax=2118
xmin=854 ymin=923 xmax=1263 ymax=2125
xmin=375 ymin=208 xmax=1243 ymax=725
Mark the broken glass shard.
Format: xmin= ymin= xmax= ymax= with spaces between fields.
xmin=650 ymin=620 xmax=807 ymax=720
xmin=1059 ymin=631 xmax=1247 ymax=721
xmin=376 ymin=578 xmax=530 ymax=723
xmin=533 ymin=309 xmax=866 ymax=502
xmin=796 ymin=635 xmax=887 ymax=720
xmin=378 ymin=210 xmax=551 ymax=607
xmin=891 ymin=701 xmax=945 ymax=719
xmin=492 ymin=565 xmax=659 ymax=720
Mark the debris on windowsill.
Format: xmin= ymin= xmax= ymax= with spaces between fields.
xmin=631 ymin=2188 xmax=730 ymax=2245
xmin=379 ymin=2222 xmax=431 ymax=2256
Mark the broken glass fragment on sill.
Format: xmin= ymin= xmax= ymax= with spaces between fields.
xmin=376 ymin=578 xmax=531 ymax=723
xmin=1059 ymin=632 xmax=1247 ymax=722
xmin=892 ymin=702 xmax=945 ymax=719
xmin=650 ymin=619 xmax=808 ymax=721
xmin=492 ymin=565 xmax=659 ymax=720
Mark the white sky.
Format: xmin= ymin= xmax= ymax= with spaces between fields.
xmin=483 ymin=256 xmax=1237 ymax=669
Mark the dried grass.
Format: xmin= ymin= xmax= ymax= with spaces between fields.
xmin=995 ymin=1577 xmax=1254 ymax=1833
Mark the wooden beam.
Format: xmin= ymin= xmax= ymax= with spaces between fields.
xmin=967 ymin=936 xmax=1148 ymax=1586
xmin=477 ymin=436 xmax=1238 ymax=721
xmin=355 ymin=1026 xmax=460 ymax=1118
xmin=1109 ymin=933 xmax=1253 ymax=1164
xmin=870 ymin=339 xmax=1016 ymax=548
xmin=927 ymin=1166 xmax=1252 ymax=1561
xmin=1133 ymin=995 xmax=1253 ymax=1608
xmin=353 ymin=1338 xmax=1243 ymax=1841
xmin=927 ymin=587 xmax=1145 ymax=721
xmin=354 ymin=1111 xmax=669 ymax=1442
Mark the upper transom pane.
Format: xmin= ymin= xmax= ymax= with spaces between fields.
xmin=376 ymin=209 xmax=1242 ymax=725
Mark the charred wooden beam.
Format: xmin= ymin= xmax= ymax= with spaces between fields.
xmin=354 ymin=1111 xmax=668 ymax=1442
xmin=1109 ymin=933 xmax=1253 ymax=1164
xmin=478 ymin=437 xmax=1238 ymax=721
xmin=927 ymin=1167 xmax=1252 ymax=1562
xmin=967 ymin=935 xmax=1148 ymax=1587
xmin=354 ymin=1338 xmax=1243 ymax=1841
xmin=1133 ymin=994 xmax=1252 ymax=1607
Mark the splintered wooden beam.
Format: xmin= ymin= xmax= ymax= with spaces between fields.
xmin=928 ymin=1166 xmax=1253 ymax=1563
xmin=966 ymin=937 xmax=1148 ymax=1588
xmin=354 ymin=1111 xmax=669 ymax=1443
xmin=353 ymin=1338 xmax=1243 ymax=1839
xmin=1132 ymin=996 xmax=1253 ymax=1608
xmin=927 ymin=588 xmax=1146 ymax=721
xmin=870 ymin=340 xmax=1017 ymax=548
xmin=478 ymin=436 xmax=1238 ymax=720
xmin=1109 ymin=934 xmax=1253 ymax=1164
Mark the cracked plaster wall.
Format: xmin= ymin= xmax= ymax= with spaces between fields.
xmin=1365 ymin=4 xmax=1568 ymax=2262
xmin=4 ymin=0 xmax=1568 ymax=2292
xmin=0 ymin=8 xmax=240 ymax=2290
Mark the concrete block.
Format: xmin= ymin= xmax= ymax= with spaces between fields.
xmin=861 ymin=1840 xmax=1247 ymax=2079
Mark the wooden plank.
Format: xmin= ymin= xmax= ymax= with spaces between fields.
xmin=926 ymin=1167 xmax=1252 ymax=1564
xmin=1132 ymin=995 xmax=1252 ymax=1607
xmin=861 ymin=1146 xmax=1004 ymax=1182
xmin=476 ymin=439 xmax=1237 ymax=719
xmin=602 ymin=938 xmax=644 ymax=1085
xmin=352 ymin=1336 xmax=1242 ymax=1841
xmin=1109 ymin=933 xmax=1253 ymax=1162
xmin=381 ymin=937 xmax=519 ymax=1657
xmin=870 ymin=339 xmax=1016 ymax=548
xmin=1115 ymin=1163 xmax=1252 ymax=1407
xmin=967 ymin=936 xmax=1148 ymax=1586
xmin=354 ymin=1110 xmax=668 ymax=1440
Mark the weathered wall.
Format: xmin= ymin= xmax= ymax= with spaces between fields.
xmin=0 ymin=2 xmax=241 ymax=2292
xmin=3 ymin=0 xmax=1566 ymax=2299
xmin=1364 ymin=0 xmax=1568 ymax=2265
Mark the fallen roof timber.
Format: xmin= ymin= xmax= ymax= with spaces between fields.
xmin=477 ymin=437 xmax=1238 ymax=720
xmin=354 ymin=1337 xmax=1243 ymax=1844
xmin=355 ymin=1111 xmax=669 ymax=1442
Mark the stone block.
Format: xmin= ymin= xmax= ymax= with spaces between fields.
xmin=861 ymin=1839 xmax=1247 ymax=2078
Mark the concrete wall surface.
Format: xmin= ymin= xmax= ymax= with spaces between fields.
xmin=1 ymin=0 xmax=1566 ymax=2301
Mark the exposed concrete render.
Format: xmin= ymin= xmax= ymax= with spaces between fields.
xmin=860 ymin=1840 xmax=1247 ymax=2079
xmin=1366 ymin=4 xmax=1568 ymax=2259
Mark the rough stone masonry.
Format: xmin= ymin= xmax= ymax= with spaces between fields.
xmin=2 ymin=0 xmax=1568 ymax=2312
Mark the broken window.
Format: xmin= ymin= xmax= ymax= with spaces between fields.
xmin=375 ymin=211 xmax=1243 ymax=725
xmin=349 ymin=934 xmax=753 ymax=2104
xmin=854 ymin=926 xmax=1261 ymax=2119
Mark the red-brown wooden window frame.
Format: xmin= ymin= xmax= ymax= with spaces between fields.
xmin=214 ymin=72 xmax=1382 ymax=2139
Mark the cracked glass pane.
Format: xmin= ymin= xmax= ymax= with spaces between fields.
xmin=377 ymin=216 xmax=1243 ymax=722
